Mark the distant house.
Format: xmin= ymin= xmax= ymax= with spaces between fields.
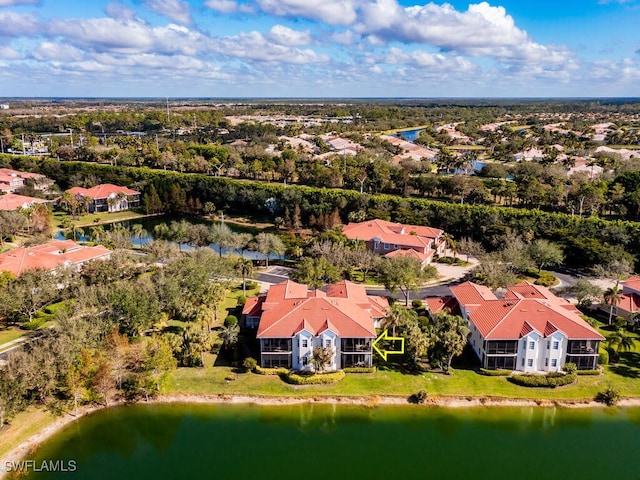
xmin=0 ymin=168 xmax=52 ymax=194
xmin=242 ymin=280 xmax=389 ymax=371
xmin=598 ymin=276 xmax=640 ymax=321
xmin=0 ymin=193 xmax=49 ymax=211
xmin=66 ymin=184 xmax=141 ymax=213
xmin=342 ymin=219 xmax=445 ymax=265
xmin=0 ymin=240 xmax=111 ymax=276
xmin=448 ymin=281 xmax=604 ymax=371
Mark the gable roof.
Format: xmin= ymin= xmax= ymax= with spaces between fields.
xmin=248 ymin=279 xmax=386 ymax=339
xmin=0 ymin=240 xmax=111 ymax=276
xmin=0 ymin=193 xmax=48 ymax=211
xmin=384 ymin=248 xmax=434 ymax=262
xmin=451 ymin=281 xmax=603 ymax=341
xmin=342 ymin=219 xmax=443 ymax=246
xmin=623 ymin=276 xmax=640 ymax=294
xmin=425 ymin=296 xmax=461 ymax=316
xmin=67 ymin=183 xmax=140 ymax=200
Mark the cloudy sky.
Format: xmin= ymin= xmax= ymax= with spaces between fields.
xmin=0 ymin=0 xmax=638 ymax=97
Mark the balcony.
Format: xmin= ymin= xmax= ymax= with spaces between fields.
xmin=341 ymin=339 xmax=372 ymax=353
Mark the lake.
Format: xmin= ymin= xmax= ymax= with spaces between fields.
xmin=19 ymin=403 xmax=640 ymax=480
xmin=55 ymin=216 xmax=284 ymax=261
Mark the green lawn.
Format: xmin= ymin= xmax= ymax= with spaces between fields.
xmin=52 ymin=209 xmax=148 ymax=230
xmin=0 ymin=327 xmax=27 ymax=348
xmin=0 ymin=408 xmax=58 ymax=459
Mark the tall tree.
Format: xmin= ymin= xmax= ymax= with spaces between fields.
xmin=604 ymin=285 xmax=623 ymax=326
xmin=253 ymin=232 xmax=285 ymax=268
xmin=209 ymin=223 xmax=235 ymax=257
xmin=235 ymin=257 xmax=254 ymax=295
xmin=529 ymin=239 xmax=564 ymax=274
xmin=379 ymin=256 xmax=436 ymax=306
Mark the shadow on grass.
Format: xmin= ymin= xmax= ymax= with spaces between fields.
xmin=609 ymin=352 xmax=640 ymax=378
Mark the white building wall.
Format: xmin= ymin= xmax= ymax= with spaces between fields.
xmin=293 ymin=330 xmax=339 ymax=371
xmin=517 ymin=332 xmax=568 ymax=373
xmin=468 ymin=322 xmax=484 ymax=362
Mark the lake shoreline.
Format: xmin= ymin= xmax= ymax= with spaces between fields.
xmin=3 ymin=392 xmax=640 ymax=476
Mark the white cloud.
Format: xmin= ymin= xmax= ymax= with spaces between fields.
xmin=382 ymin=47 xmax=476 ymax=72
xmin=0 ymin=11 xmax=40 ymax=36
xmin=216 ymin=30 xmax=328 ymax=63
xmin=145 ymin=0 xmax=192 ymax=25
xmin=204 ymin=0 xmax=239 ymax=14
xmin=356 ymin=1 xmax=573 ymax=64
xmin=0 ymin=0 xmax=39 ymax=6
xmin=32 ymin=41 xmax=84 ymax=62
xmin=256 ymin=0 xmax=360 ymax=26
xmin=267 ymin=25 xmax=311 ymax=46
xmin=0 ymin=45 xmax=20 ymax=59
xmin=105 ymin=2 xmax=138 ymax=21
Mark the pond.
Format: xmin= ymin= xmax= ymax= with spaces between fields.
xmin=55 ymin=216 xmax=284 ymax=261
xmin=17 ymin=403 xmax=640 ymax=480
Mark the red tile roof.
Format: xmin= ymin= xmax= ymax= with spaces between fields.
xmin=425 ymin=296 xmax=461 ymax=316
xmin=384 ymin=248 xmax=434 ymax=262
xmin=0 ymin=193 xmax=48 ymax=211
xmin=342 ymin=219 xmax=443 ymax=246
xmin=0 ymin=240 xmax=111 ymax=276
xmin=67 ymin=183 xmax=140 ymax=200
xmin=623 ymin=276 xmax=640 ymax=293
xmin=247 ymin=280 xmax=387 ymax=339
xmin=451 ymin=281 xmax=603 ymax=341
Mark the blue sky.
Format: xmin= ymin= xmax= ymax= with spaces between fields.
xmin=0 ymin=0 xmax=638 ymax=97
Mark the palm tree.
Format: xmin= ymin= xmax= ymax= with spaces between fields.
xmin=607 ymin=328 xmax=637 ymax=359
xmin=209 ymin=223 xmax=235 ymax=258
xmin=90 ymin=225 xmax=106 ymax=244
xmin=235 ymin=257 xmax=254 ymax=295
xmin=604 ymin=285 xmax=622 ymax=326
xmin=253 ymin=232 xmax=285 ymax=268
xmin=381 ymin=304 xmax=415 ymax=337
xmin=219 ymin=324 xmax=239 ymax=352
xmin=131 ymin=223 xmax=147 ymax=247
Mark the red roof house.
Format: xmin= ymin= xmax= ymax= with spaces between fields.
xmin=0 ymin=193 xmax=49 ymax=211
xmin=66 ymin=184 xmax=141 ymax=213
xmin=448 ymin=281 xmax=603 ymax=372
xmin=342 ymin=219 xmax=445 ymax=262
xmin=243 ymin=279 xmax=388 ymax=371
xmin=0 ymin=240 xmax=111 ymax=276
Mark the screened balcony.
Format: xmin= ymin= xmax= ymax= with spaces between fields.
xmin=341 ymin=353 xmax=372 ymax=368
xmin=567 ymin=340 xmax=600 ymax=355
xmin=261 ymin=338 xmax=292 ymax=353
xmin=341 ymin=338 xmax=372 ymax=353
xmin=486 ymin=340 xmax=518 ymax=355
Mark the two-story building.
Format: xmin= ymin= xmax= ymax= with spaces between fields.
xmin=0 ymin=168 xmax=52 ymax=194
xmin=242 ymin=280 xmax=389 ymax=371
xmin=66 ymin=184 xmax=141 ymax=213
xmin=447 ymin=281 xmax=604 ymax=372
xmin=342 ymin=219 xmax=445 ymax=266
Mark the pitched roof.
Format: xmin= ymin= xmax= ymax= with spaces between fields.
xmin=0 ymin=193 xmax=48 ymax=211
xmin=384 ymin=248 xmax=434 ymax=262
xmin=623 ymin=276 xmax=640 ymax=293
xmin=0 ymin=240 xmax=111 ymax=276
xmin=451 ymin=281 xmax=603 ymax=341
xmin=342 ymin=219 xmax=443 ymax=245
xmin=450 ymin=281 xmax=498 ymax=306
xmin=251 ymin=280 xmax=385 ymax=338
xmin=67 ymin=184 xmax=140 ymax=200
xmin=425 ymin=296 xmax=461 ymax=316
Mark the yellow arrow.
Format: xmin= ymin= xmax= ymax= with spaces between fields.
xmin=372 ymin=329 xmax=405 ymax=361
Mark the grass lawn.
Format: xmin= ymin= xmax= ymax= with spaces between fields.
xmin=52 ymin=209 xmax=148 ymax=230
xmin=0 ymin=327 xmax=27 ymax=348
xmin=0 ymin=408 xmax=58 ymax=459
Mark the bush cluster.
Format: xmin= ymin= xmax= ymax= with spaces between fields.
xmin=344 ymin=366 xmax=376 ymax=374
xmin=254 ymin=366 xmax=289 ymax=375
xmin=281 ymin=371 xmax=346 ymax=385
xmin=509 ymin=372 xmax=577 ymax=388
xmin=534 ymin=271 xmax=557 ymax=287
xmin=224 ymin=315 xmax=238 ymax=327
xmin=596 ymin=386 xmax=620 ymax=406
xmin=409 ymin=390 xmax=428 ymax=404
xmin=479 ymin=368 xmax=512 ymax=376
xmin=576 ymin=369 xmax=602 ymax=376
xmin=598 ymin=350 xmax=609 ymax=366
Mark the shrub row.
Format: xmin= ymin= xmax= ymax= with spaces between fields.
xmin=479 ymin=368 xmax=512 ymax=376
xmin=577 ymin=369 xmax=602 ymax=376
xmin=254 ymin=366 xmax=289 ymax=375
xmin=344 ymin=366 xmax=376 ymax=374
xmin=281 ymin=371 xmax=346 ymax=385
xmin=509 ymin=372 xmax=577 ymax=388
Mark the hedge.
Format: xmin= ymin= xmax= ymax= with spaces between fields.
xmin=479 ymin=368 xmax=512 ymax=376
xmin=344 ymin=366 xmax=376 ymax=374
xmin=577 ymin=369 xmax=602 ymax=376
xmin=509 ymin=372 xmax=577 ymax=388
xmin=281 ymin=371 xmax=346 ymax=385
xmin=254 ymin=366 xmax=289 ymax=375
xmin=598 ymin=350 xmax=609 ymax=366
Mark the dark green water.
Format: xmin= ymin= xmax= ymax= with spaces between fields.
xmin=21 ymin=404 xmax=640 ymax=480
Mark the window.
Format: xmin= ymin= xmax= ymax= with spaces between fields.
xmin=529 ymin=341 xmax=535 ymax=350
xmin=374 ymin=240 xmax=380 ymax=249
xmin=546 ymin=341 xmax=550 ymax=350
xmin=553 ymin=341 xmax=559 ymax=350
xmin=302 ymin=339 xmax=308 ymax=348
xmin=325 ymin=339 xmax=331 ymax=348
xmin=551 ymin=359 xmax=557 ymax=367
xmin=521 ymin=358 xmax=525 ymax=367
xmin=384 ymin=243 xmax=390 ymax=250
xmin=302 ymin=356 xmax=308 ymax=366
xmin=545 ymin=358 xmax=549 ymax=367
xmin=527 ymin=359 xmax=533 ymax=367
